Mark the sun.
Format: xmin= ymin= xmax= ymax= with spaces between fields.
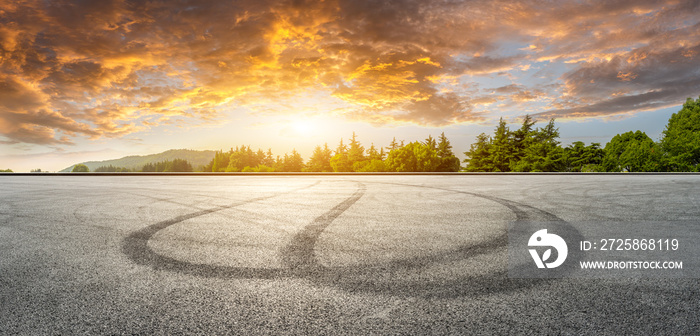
xmin=291 ymin=120 xmax=314 ymax=135
xmin=280 ymin=118 xmax=326 ymax=138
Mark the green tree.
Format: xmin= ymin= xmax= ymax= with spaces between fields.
xmin=170 ymin=158 xmax=193 ymax=172
xmin=436 ymin=132 xmax=460 ymax=172
xmin=463 ymin=118 xmax=515 ymax=172
xmin=355 ymin=159 xmax=387 ymax=172
xmin=490 ymin=118 xmax=513 ymax=172
xmin=354 ymin=142 xmax=387 ymax=172
xmin=386 ymin=142 xmax=419 ymax=172
xmin=226 ymin=146 xmax=259 ymax=172
xmin=386 ymin=137 xmax=400 ymax=152
xmin=263 ymin=149 xmax=275 ymax=167
xmin=367 ymin=143 xmax=382 ymax=161
xmin=95 ymin=165 xmax=131 ymax=172
xmin=511 ymin=119 xmax=564 ymax=172
xmin=210 ymin=150 xmax=231 ymax=172
xmin=273 ymin=155 xmax=284 ymax=172
xmin=1 ymin=169 xmax=13 ymax=173
xmin=416 ymin=141 xmax=440 ymax=171
xmin=659 ymin=97 xmax=700 ymax=171
xmin=330 ymin=139 xmax=352 ymax=172
xmin=602 ymin=130 xmax=661 ymax=172
xmin=242 ymin=164 xmax=275 ymax=172
xmin=386 ymin=141 xmax=439 ymax=172
xmin=305 ymin=144 xmax=333 ymax=172
xmin=206 ymin=147 xmax=277 ymax=172
xmin=141 ymin=159 xmax=192 ymax=172
xmin=463 ymin=133 xmax=493 ymax=172
xmin=563 ymin=141 xmax=604 ymax=172
xmin=330 ymin=154 xmax=352 ymax=172
xmin=71 ymin=164 xmax=89 ymax=172
xmin=255 ymin=149 xmax=266 ymax=167
xmin=509 ymin=115 xmax=536 ymax=168
xmin=425 ymin=135 xmax=437 ymax=151
xmin=281 ymin=149 xmax=304 ymax=172
xmin=347 ymin=132 xmax=366 ymax=170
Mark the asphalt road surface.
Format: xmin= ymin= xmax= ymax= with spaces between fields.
xmin=1 ymin=175 xmax=699 ymax=334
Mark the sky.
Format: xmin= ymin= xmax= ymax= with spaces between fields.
xmin=1 ymin=0 xmax=700 ymax=172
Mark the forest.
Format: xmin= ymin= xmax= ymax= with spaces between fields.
xmin=75 ymin=158 xmax=194 ymax=172
xmin=464 ymin=97 xmax=700 ymax=172
xmin=204 ymin=132 xmax=461 ymax=173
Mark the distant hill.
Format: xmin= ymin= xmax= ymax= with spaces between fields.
xmin=61 ymin=149 xmax=216 ymax=172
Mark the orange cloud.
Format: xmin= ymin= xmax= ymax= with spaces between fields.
xmin=616 ymin=71 xmax=638 ymax=81
xmin=1 ymin=0 xmax=699 ymax=145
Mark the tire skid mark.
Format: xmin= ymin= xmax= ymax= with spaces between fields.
xmin=328 ymin=180 xmax=562 ymax=271
xmin=120 ymin=191 xmax=232 ymax=213
xmin=280 ymin=184 xmax=366 ymax=273
xmin=121 ymin=181 xmax=322 ymax=279
xmin=121 ymin=178 xmax=583 ymax=299
xmin=304 ymin=180 xmax=583 ymax=298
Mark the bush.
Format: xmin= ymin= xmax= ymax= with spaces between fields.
xmin=71 ymin=164 xmax=89 ymax=172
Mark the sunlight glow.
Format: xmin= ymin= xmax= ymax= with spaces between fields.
xmin=291 ymin=120 xmax=315 ymax=135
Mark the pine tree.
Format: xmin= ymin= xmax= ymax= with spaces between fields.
xmin=331 ymin=138 xmax=352 ymax=172
xmin=424 ymin=135 xmax=437 ymax=151
xmin=563 ymin=141 xmax=604 ymax=172
xmin=387 ymin=137 xmax=399 ymax=152
xmin=464 ymin=133 xmax=493 ymax=172
xmin=285 ymin=149 xmax=305 ymax=172
xmin=436 ymin=132 xmax=461 ymax=172
xmin=367 ymin=143 xmax=381 ymax=161
xmin=347 ymin=132 xmax=365 ymax=168
xmin=264 ymin=149 xmax=275 ymax=167
xmin=490 ymin=118 xmax=512 ymax=172
xmin=306 ymin=144 xmax=333 ymax=172
xmin=513 ymin=119 xmax=564 ymax=172
xmin=510 ymin=115 xmax=536 ymax=168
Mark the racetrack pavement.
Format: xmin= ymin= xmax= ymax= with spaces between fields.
xmin=1 ymin=175 xmax=698 ymax=334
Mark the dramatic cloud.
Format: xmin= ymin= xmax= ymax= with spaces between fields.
xmin=1 ymin=0 xmax=699 ymax=145
xmin=538 ymin=37 xmax=700 ymax=118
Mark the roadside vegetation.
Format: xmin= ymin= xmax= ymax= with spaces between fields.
xmin=71 ymin=164 xmax=89 ymax=172
xmin=464 ymin=96 xmax=700 ymax=172
xmin=59 ymin=96 xmax=700 ymax=173
xmin=204 ymin=132 xmax=460 ymax=173
xmin=89 ymin=159 xmax=194 ymax=172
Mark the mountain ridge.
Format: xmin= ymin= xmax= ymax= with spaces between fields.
xmin=60 ymin=149 xmax=216 ymax=172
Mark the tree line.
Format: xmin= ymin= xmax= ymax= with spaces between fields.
xmin=464 ymin=96 xmax=700 ymax=172
xmin=72 ymin=158 xmax=194 ymax=172
xmin=63 ymin=96 xmax=700 ymax=173
xmin=205 ymin=132 xmax=461 ymax=172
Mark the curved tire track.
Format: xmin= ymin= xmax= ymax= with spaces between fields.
xmin=121 ymin=181 xmax=324 ymax=279
xmin=304 ymin=180 xmax=583 ymax=298
xmin=121 ymin=179 xmax=583 ymax=298
xmin=280 ymin=184 xmax=366 ymax=274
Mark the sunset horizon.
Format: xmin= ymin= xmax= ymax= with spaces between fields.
xmin=2 ymin=0 xmax=700 ymax=172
